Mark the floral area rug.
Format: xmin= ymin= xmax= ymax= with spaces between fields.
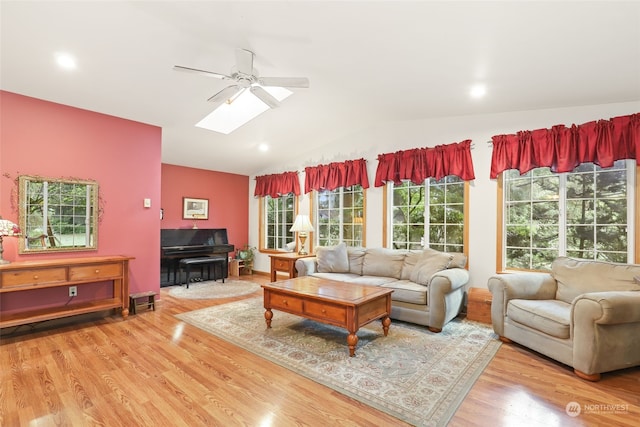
xmin=176 ymin=297 xmax=501 ymax=426
xmin=167 ymin=280 xmax=261 ymax=299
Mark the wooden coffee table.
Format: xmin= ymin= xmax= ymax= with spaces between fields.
xmin=261 ymin=276 xmax=393 ymax=357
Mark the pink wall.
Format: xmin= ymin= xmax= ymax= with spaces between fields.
xmin=161 ymin=164 xmax=249 ymax=254
xmin=0 ymin=91 xmax=162 ymax=311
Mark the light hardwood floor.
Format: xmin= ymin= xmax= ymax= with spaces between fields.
xmin=1 ymin=273 xmax=638 ymax=426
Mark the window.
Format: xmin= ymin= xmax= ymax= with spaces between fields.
xmin=390 ymin=176 xmax=467 ymax=252
xmin=260 ymin=194 xmax=296 ymax=251
xmin=500 ymin=160 xmax=635 ymax=271
xmin=314 ymin=185 xmax=365 ymax=247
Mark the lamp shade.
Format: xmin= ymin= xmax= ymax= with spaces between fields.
xmin=290 ymin=214 xmax=314 ymax=232
xmin=0 ymin=218 xmax=20 ymax=236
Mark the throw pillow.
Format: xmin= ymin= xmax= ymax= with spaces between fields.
xmin=316 ymin=242 xmax=349 ymax=273
xmin=285 ymin=241 xmax=296 ymax=252
xmin=410 ymin=250 xmax=453 ymax=286
xmin=448 ymin=252 xmax=468 ymax=269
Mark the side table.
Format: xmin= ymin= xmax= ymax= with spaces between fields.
xmin=269 ymin=253 xmax=314 ymax=282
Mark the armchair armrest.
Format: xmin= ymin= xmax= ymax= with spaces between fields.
xmin=573 ymin=291 xmax=640 ymax=325
xmin=295 ymin=257 xmax=317 ymax=276
xmin=572 ymin=291 xmax=640 ymax=376
xmin=487 ymin=272 xmax=557 ymax=336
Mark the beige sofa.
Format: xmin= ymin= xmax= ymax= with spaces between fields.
xmin=295 ymin=243 xmax=469 ymax=332
xmin=488 ymin=257 xmax=640 ymax=381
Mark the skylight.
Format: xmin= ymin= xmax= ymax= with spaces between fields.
xmin=196 ymin=86 xmax=292 ymax=134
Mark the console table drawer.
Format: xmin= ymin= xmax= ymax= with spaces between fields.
xmin=1 ymin=268 xmax=67 ymax=288
xmin=70 ymin=263 xmax=122 ymax=281
xmin=269 ymin=293 xmax=304 ymax=312
xmin=304 ymin=300 xmax=346 ymax=323
xmin=272 ymin=259 xmax=290 ymax=270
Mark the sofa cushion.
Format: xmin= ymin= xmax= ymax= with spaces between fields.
xmin=316 ymin=242 xmax=349 ymax=273
xmin=347 ymin=247 xmax=366 ymax=275
xmin=552 ymin=257 xmax=640 ymax=304
xmin=381 ymin=280 xmax=427 ymax=305
xmin=345 ymin=276 xmax=398 ymax=286
xmin=362 ymin=248 xmax=406 ymax=279
xmin=400 ymin=250 xmax=424 ymax=280
xmin=410 ymin=250 xmax=453 ymax=286
xmin=311 ymin=272 xmax=361 ymax=282
xmin=507 ymin=299 xmax=571 ymax=339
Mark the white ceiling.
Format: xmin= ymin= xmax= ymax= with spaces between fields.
xmin=2 ymin=1 xmax=639 ymax=176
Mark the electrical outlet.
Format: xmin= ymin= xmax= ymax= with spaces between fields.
xmin=69 ymin=286 xmax=77 ymax=297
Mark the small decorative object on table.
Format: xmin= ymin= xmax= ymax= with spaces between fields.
xmin=0 ymin=217 xmax=20 ymax=264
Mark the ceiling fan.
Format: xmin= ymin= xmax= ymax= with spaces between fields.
xmin=174 ymin=48 xmax=309 ymax=108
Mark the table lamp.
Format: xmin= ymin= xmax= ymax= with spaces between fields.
xmin=0 ymin=217 xmax=20 ymax=264
xmin=290 ymin=214 xmax=314 ymax=255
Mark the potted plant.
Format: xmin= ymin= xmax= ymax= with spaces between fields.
xmin=237 ymin=244 xmax=255 ymax=274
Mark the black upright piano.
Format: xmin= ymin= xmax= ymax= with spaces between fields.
xmin=161 ymin=228 xmax=235 ymax=286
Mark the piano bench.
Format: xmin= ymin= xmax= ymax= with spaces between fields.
xmin=179 ymin=257 xmax=226 ymax=288
xmin=129 ymin=291 xmax=157 ymax=314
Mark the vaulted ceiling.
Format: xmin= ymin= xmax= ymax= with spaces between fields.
xmin=2 ymin=1 xmax=639 ymax=176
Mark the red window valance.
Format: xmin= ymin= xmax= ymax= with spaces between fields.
xmin=374 ymin=140 xmax=475 ymax=187
xmin=490 ymin=113 xmax=640 ymax=179
xmin=254 ymin=171 xmax=300 ymax=198
xmin=304 ymin=158 xmax=370 ymax=193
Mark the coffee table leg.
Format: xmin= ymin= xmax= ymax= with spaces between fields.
xmin=347 ymin=332 xmax=358 ymax=357
xmin=264 ymin=308 xmax=273 ymax=328
xmin=381 ymin=316 xmax=391 ymax=336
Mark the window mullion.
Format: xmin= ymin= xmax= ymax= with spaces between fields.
xmin=558 ymin=173 xmax=567 ymax=256
xmin=424 ymin=181 xmax=429 ymax=247
xmin=627 ymin=161 xmax=636 ymax=262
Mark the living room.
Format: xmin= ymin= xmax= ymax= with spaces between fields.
xmin=1 ymin=1 xmax=639 ymax=426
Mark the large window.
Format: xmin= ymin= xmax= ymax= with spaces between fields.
xmin=501 ymin=160 xmax=635 ymax=271
xmin=314 ymin=185 xmax=365 ymax=247
xmin=390 ymin=176 xmax=467 ymax=252
xmin=260 ymin=194 xmax=296 ymax=251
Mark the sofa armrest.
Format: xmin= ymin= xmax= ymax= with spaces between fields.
xmin=487 ymin=272 xmax=557 ymax=336
xmin=430 ymin=268 xmax=469 ymax=294
xmin=295 ymin=257 xmax=317 ymax=276
xmin=427 ymin=268 xmax=469 ymax=330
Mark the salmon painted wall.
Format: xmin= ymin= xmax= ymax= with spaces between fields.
xmin=0 ymin=91 xmax=161 ymax=313
xmin=160 ymin=164 xmax=249 ymax=255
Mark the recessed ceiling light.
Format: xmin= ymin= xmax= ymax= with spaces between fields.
xmin=258 ymin=143 xmax=269 ymax=152
xmin=470 ymin=84 xmax=487 ymax=99
xmin=55 ymin=53 xmax=77 ymax=70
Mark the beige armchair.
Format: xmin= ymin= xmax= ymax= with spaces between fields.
xmin=488 ymin=257 xmax=640 ymax=381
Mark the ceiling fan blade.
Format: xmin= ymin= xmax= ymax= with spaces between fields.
xmin=259 ymin=77 xmax=310 ymax=88
xmin=236 ymin=49 xmax=254 ymax=75
xmin=208 ymin=85 xmax=243 ymax=103
xmin=250 ymin=86 xmax=280 ymax=108
xmin=173 ymin=65 xmax=231 ymax=80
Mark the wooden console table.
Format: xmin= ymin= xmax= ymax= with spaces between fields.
xmin=0 ymin=255 xmax=133 ymax=329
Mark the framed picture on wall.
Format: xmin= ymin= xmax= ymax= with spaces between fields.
xmin=182 ymin=197 xmax=209 ymax=220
